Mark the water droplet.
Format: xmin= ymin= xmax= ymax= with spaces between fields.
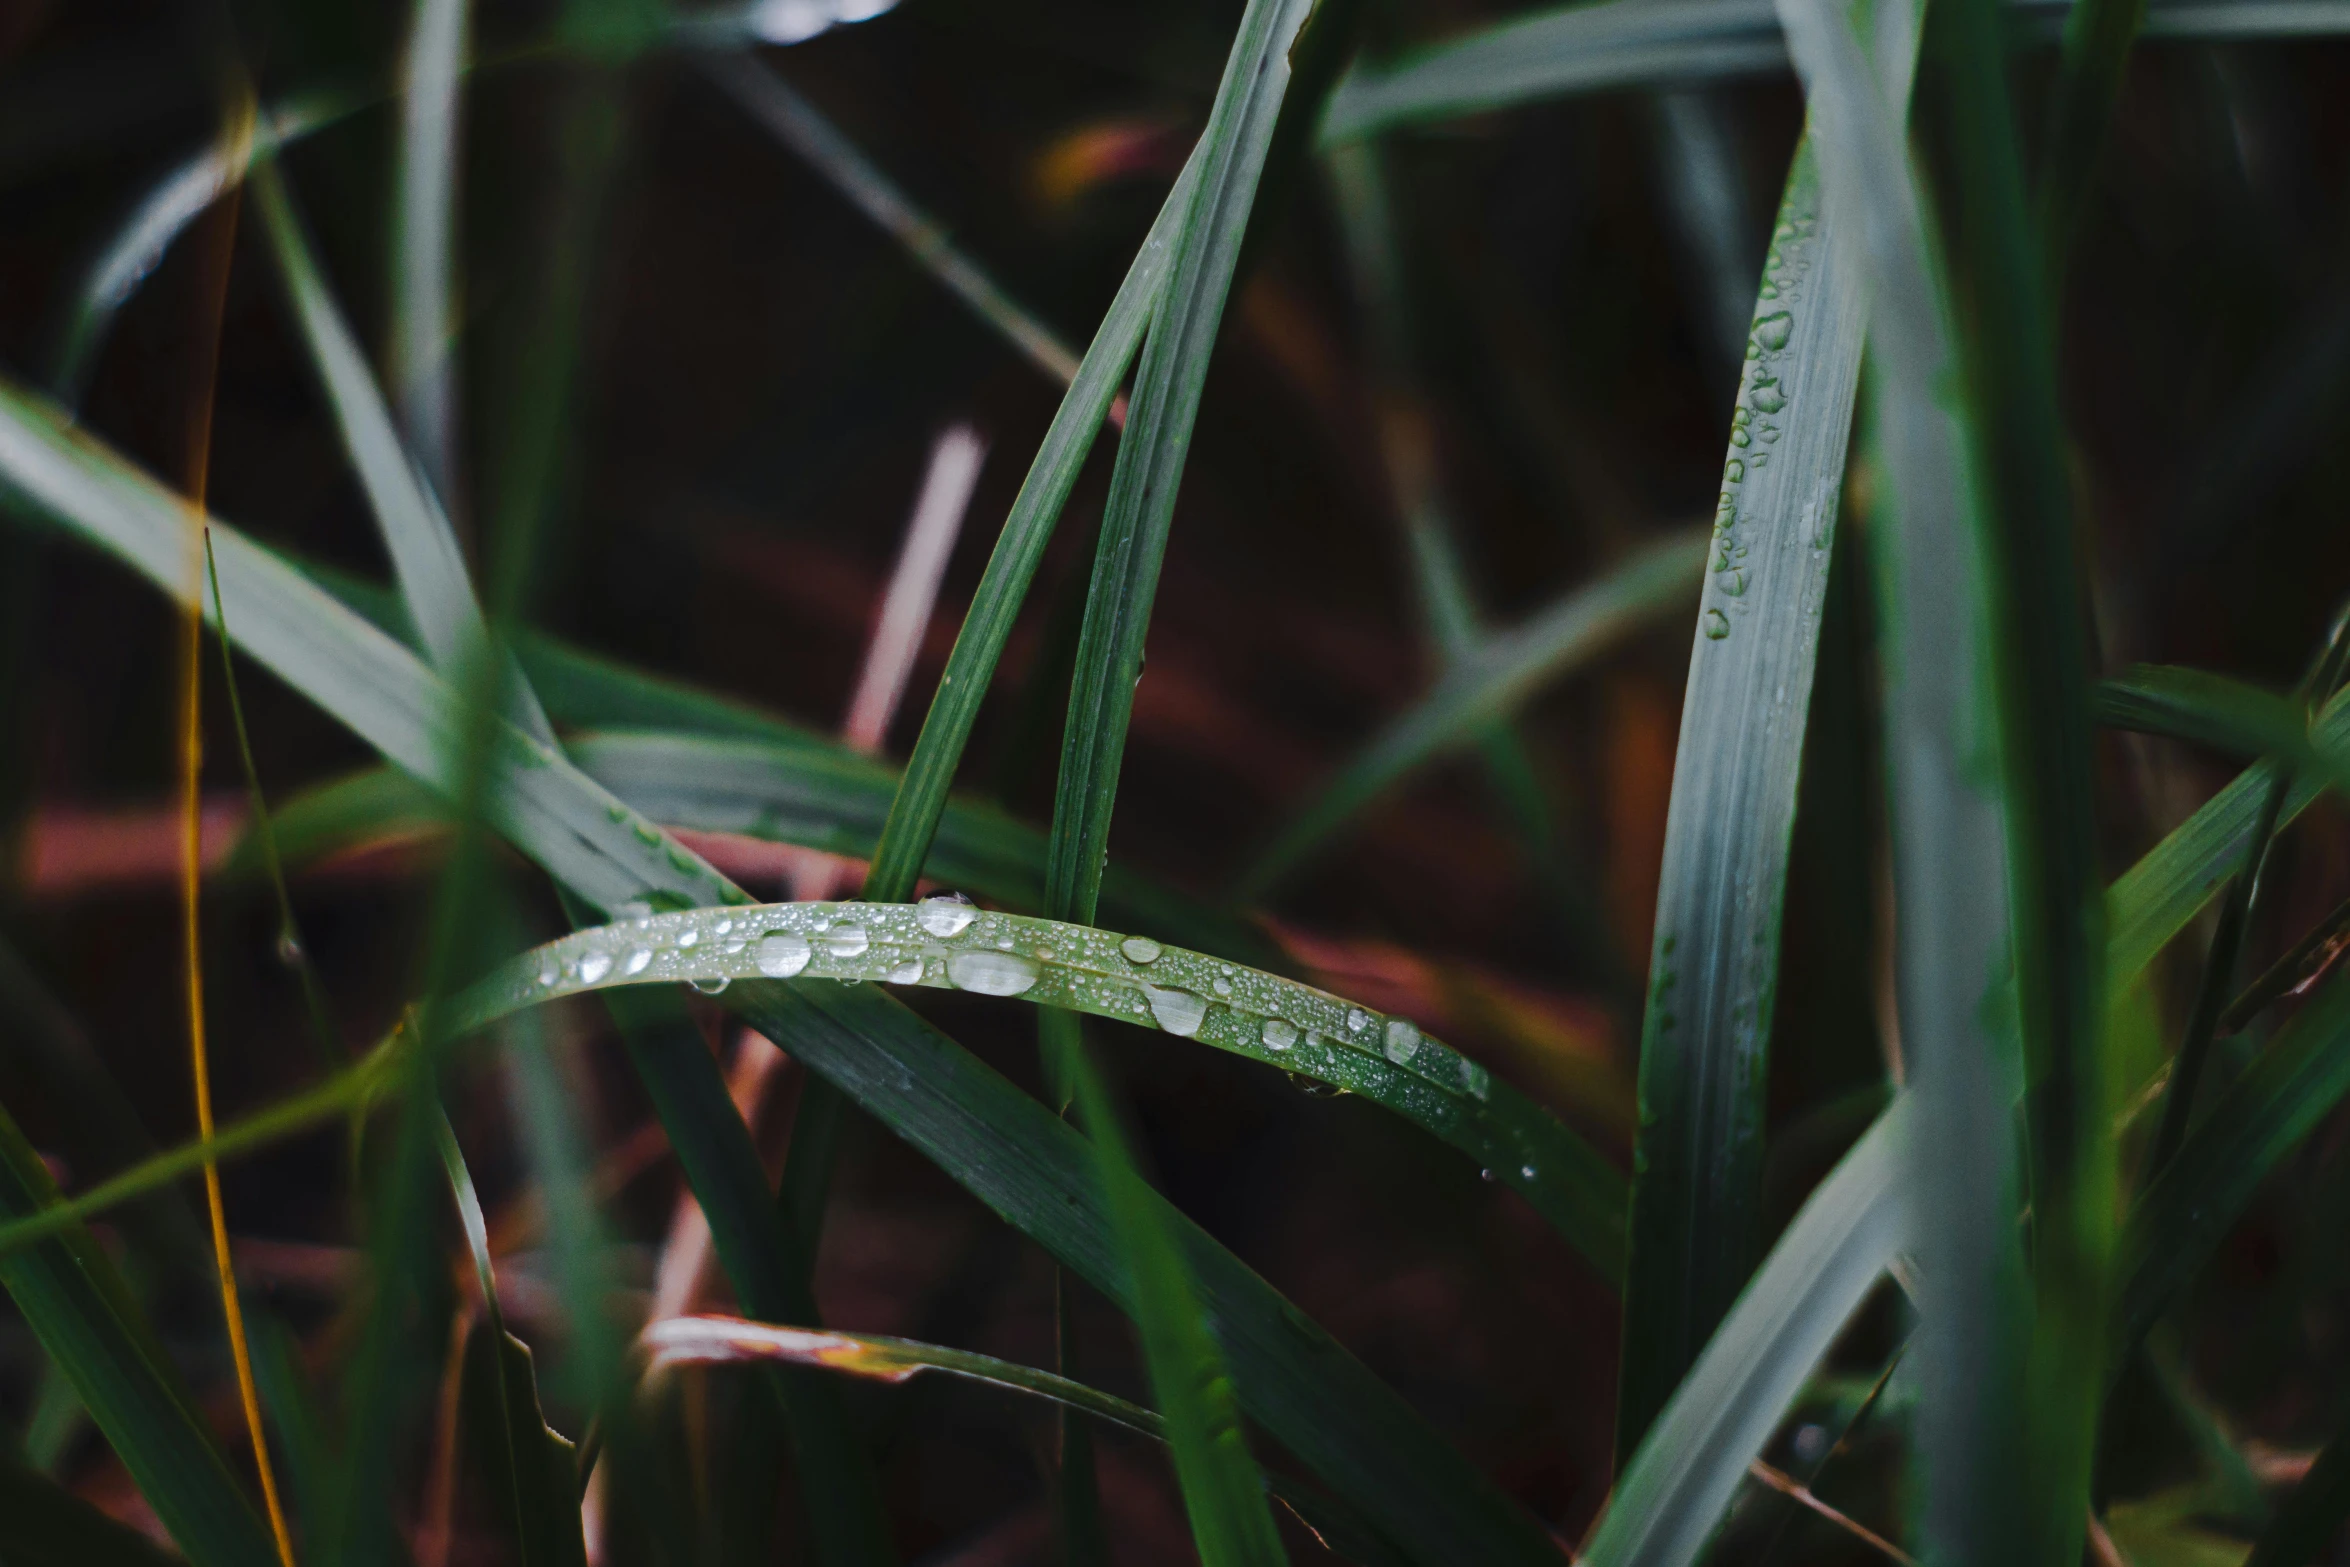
xmin=826 ymin=924 xmax=870 ymax=959
xmin=1480 ymin=1168 xmax=1495 ymax=1182
xmin=275 ymin=932 xmax=305 ymax=967
xmin=917 ymin=892 xmax=978 ymax=938
xmin=1345 ymin=1008 xmax=1369 ymax=1035
xmin=889 ymin=957 xmax=924 ymax=984
xmin=690 ymin=976 xmax=731 ymax=995
xmin=577 ymin=950 xmax=613 ymax=984
xmin=755 ymin=933 xmax=812 ymax=978
xmin=536 ymin=959 xmax=560 ymax=987
xmin=1748 ymin=381 xmax=1788 ymax=416
xmin=1703 ymin=609 xmax=1731 ymax=641
xmin=677 ymin=928 xmax=701 ymax=949
xmin=1460 ymin=1059 xmax=1491 ymax=1101
xmin=1521 ymin=1164 xmax=1536 ymax=1180
xmin=714 ymin=918 xmax=735 ymax=936
xmin=1261 ymin=1018 xmax=1298 ymax=1051
xmin=1383 ymin=1018 xmax=1421 ymax=1065
xmin=1288 ymin=1073 xmax=1340 ymax=1098
xmin=1752 ymin=311 xmax=1793 ymax=351
xmin=1212 ymin=977 xmax=1232 ymax=997
xmin=616 ymin=900 xmax=653 ymax=920
xmin=1121 ymin=935 xmax=1162 ymax=965
xmin=1143 ymin=985 xmax=1209 ymax=1037
xmin=724 ymin=940 xmax=747 ymax=955
xmin=946 ymin=950 xmax=1039 ymax=996
xmin=623 ymin=948 xmax=653 ymax=976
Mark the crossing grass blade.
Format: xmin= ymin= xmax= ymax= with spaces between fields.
xmin=1583 ymin=1098 xmax=1908 ymax=1567
xmin=1065 ymin=1046 xmax=1291 ymax=1566
xmin=0 ymin=376 xmax=1564 ymax=1567
xmin=1614 ymin=51 xmax=1917 ymax=1449
xmin=1316 ymin=0 xmax=2350 ymax=144
xmin=0 ymin=1449 xmax=189 ymax=1567
xmin=1045 ymin=0 xmax=1316 ymax=927
xmin=392 ymin=0 xmax=469 ymax=497
xmin=1236 ymin=526 xmax=1707 ymax=902
xmin=0 ymin=1101 xmax=280 ymax=1567
xmin=1766 ymin=0 xmax=2036 ymax=1557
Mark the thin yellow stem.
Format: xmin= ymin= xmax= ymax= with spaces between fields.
xmin=179 ymin=91 xmax=297 ymax=1567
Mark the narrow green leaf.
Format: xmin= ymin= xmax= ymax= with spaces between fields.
xmin=1046 ymin=0 xmax=1316 ymax=926
xmin=1067 ymin=1048 xmax=1290 ymax=1566
xmin=0 ymin=1449 xmax=187 ymax=1567
xmin=0 ymin=1102 xmax=279 ymax=1567
xmin=1237 ymin=527 xmax=1706 ymax=901
xmin=1584 ymin=1099 xmax=1909 ymax=1567
xmin=392 ymin=0 xmax=471 ymax=496
xmin=2037 ymin=0 xmax=2147 ymax=276
xmin=1616 ymin=92 xmax=1914 ymax=1453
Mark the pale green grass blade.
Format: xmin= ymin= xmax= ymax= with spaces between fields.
xmin=641 ymin=1316 xmax=1407 ymax=1565
xmin=696 ymin=51 xmax=1081 ymax=388
xmin=1768 ymin=0 xmax=2036 ymax=1555
xmin=1237 ymin=527 xmax=1707 ymax=901
xmin=249 ymin=159 xmax=554 ymax=743
xmin=0 ymin=1450 xmax=188 ymax=1567
xmin=1046 ymin=0 xmax=1316 ymax=926
xmin=1066 ymin=1048 xmax=1290 ymax=1566
xmin=1616 ymin=65 xmax=1916 ymax=1449
xmin=862 ymin=154 xmax=1199 ymax=904
xmin=50 ymin=92 xmax=358 ymax=403
xmin=0 ymin=381 xmax=1563 ymax=1566
xmin=393 ymin=0 xmax=470 ymax=496
xmin=451 ymin=900 xmax=1626 ymax=1276
xmin=1583 ymin=1098 xmax=1908 ymax=1567
xmin=1319 ymin=0 xmax=2350 ymax=144
xmin=0 ymin=1103 xmax=279 ymax=1567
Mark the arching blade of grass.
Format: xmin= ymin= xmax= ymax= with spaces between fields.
xmin=1317 ymin=0 xmax=2350 ymax=144
xmin=0 ymin=1103 xmax=280 ymax=1567
xmin=1583 ymin=1098 xmax=1908 ymax=1567
xmin=249 ymin=158 xmax=553 ymax=743
xmin=391 ymin=0 xmax=469 ymax=497
xmin=1770 ymin=0 xmax=2039 ymax=1554
xmin=449 ymin=899 xmax=1626 ymax=1277
xmin=0 ymin=1450 xmax=188 ymax=1567
xmin=1615 ymin=30 xmax=1917 ymax=1446
xmin=1237 ymin=527 xmax=1707 ymax=902
xmin=1045 ymin=0 xmax=1316 ymax=926
xmin=640 ymin=1316 xmax=1407 ymax=1565
xmin=1065 ymin=1047 xmax=1290 ymax=1566
xmin=696 ymin=51 xmax=1082 ymax=388
xmin=48 ymin=91 xmax=359 ymax=404
xmin=0 ymin=381 xmax=1564 ymax=1567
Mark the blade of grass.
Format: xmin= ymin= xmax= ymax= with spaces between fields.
xmin=1236 ymin=526 xmax=1706 ymax=902
xmin=1045 ymin=0 xmax=1316 ymax=927
xmin=1064 ymin=1046 xmax=1290 ymax=1566
xmin=0 ymin=1448 xmax=190 ymax=1567
xmin=1615 ymin=27 xmax=1919 ymax=1445
xmin=1766 ymin=0 xmax=2036 ymax=1556
xmin=393 ymin=0 xmax=469 ymax=499
xmin=2037 ymin=0 xmax=2146 ymax=280
xmin=0 ymin=383 xmax=1566 ymax=1567
xmin=1582 ymin=1098 xmax=1909 ymax=1567
xmin=0 ymin=1102 xmax=279 ymax=1567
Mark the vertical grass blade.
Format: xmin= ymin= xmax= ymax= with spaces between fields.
xmin=1615 ymin=91 xmax=1915 ymax=1454
xmin=2037 ymin=0 xmax=2146 ymax=275
xmin=393 ymin=0 xmax=471 ymax=499
xmin=1584 ymin=1099 xmax=1908 ymax=1567
xmin=1045 ymin=0 xmax=1315 ymax=925
xmin=1067 ymin=1048 xmax=1290 ymax=1566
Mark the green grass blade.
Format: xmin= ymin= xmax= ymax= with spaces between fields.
xmin=249 ymin=158 xmax=554 ymax=743
xmin=452 ymin=899 xmax=1627 ymax=1277
xmin=695 ymin=51 xmax=1082 ymax=387
xmin=1615 ymin=93 xmax=1914 ymax=1455
xmin=862 ymin=154 xmax=1201 ymax=905
xmin=392 ymin=0 xmax=470 ymax=496
xmin=1583 ymin=1098 xmax=1908 ymax=1567
xmin=1767 ymin=0 xmax=2036 ymax=1555
xmin=3 ymin=382 xmax=1565 ymax=1567
xmin=1045 ymin=0 xmax=1316 ymax=926
xmin=1237 ymin=527 xmax=1707 ymax=901
xmin=2037 ymin=0 xmax=2147 ymax=277
xmin=0 ymin=1103 xmax=279 ymax=1567
xmin=0 ymin=1449 xmax=188 ymax=1567
xmin=1317 ymin=0 xmax=2350 ymax=144
xmin=1066 ymin=1048 xmax=1290 ymax=1566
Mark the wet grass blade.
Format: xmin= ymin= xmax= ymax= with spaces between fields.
xmin=1046 ymin=0 xmax=1316 ymax=926
xmin=1237 ymin=527 xmax=1706 ymax=901
xmin=392 ymin=0 xmax=469 ymax=496
xmin=1065 ymin=1047 xmax=1290 ymax=1565
xmin=0 ymin=380 xmax=1566 ymax=1567
xmin=641 ymin=1316 xmax=1406 ymax=1565
xmin=1584 ymin=1099 xmax=1909 ymax=1567
xmin=0 ymin=1102 xmax=280 ymax=1567
xmin=1317 ymin=0 xmax=2350 ymax=144
xmin=1615 ymin=93 xmax=1912 ymax=1454
xmin=0 ymin=1449 xmax=188 ymax=1567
